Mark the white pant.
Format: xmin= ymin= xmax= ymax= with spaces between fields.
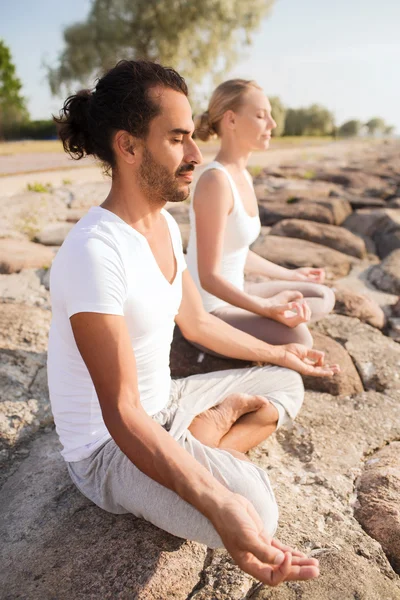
xmin=68 ymin=366 xmax=304 ymax=548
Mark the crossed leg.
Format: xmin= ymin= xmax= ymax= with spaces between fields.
xmin=188 ymin=393 xmax=279 ymax=455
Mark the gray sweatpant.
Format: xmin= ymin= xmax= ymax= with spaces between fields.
xmin=68 ymin=365 xmax=304 ymax=548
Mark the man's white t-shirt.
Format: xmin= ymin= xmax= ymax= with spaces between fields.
xmin=47 ymin=206 xmax=186 ymax=462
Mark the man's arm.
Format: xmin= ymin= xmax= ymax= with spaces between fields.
xmin=176 ymin=270 xmax=340 ymax=378
xmin=70 ymin=311 xmax=319 ymax=584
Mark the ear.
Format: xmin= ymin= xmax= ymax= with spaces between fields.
xmin=113 ymin=130 xmax=137 ymax=164
xmin=222 ymin=109 xmax=236 ymax=130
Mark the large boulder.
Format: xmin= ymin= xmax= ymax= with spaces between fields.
xmin=270 ymin=219 xmax=366 ymax=258
xmin=0 ymin=269 xmax=50 ymax=308
xmin=0 ymin=302 xmax=51 ymax=352
xmin=258 ymin=201 xmax=334 ymax=226
xmin=372 ymin=210 xmax=400 ymax=259
xmin=302 ymin=332 xmax=363 ymax=396
xmin=251 ymin=232 xmax=354 ymax=280
xmin=368 ymin=249 xmax=400 ymax=295
xmin=66 ymin=181 xmax=111 ymax=209
xmin=34 ymin=222 xmax=74 ymax=246
xmin=333 ymin=286 xmax=386 ymax=329
xmin=0 ymin=239 xmax=54 ymax=274
xmin=314 ymin=314 xmax=400 ymax=391
xmin=355 ymin=442 xmax=400 ymax=574
xmin=0 ymin=431 xmax=207 ymax=600
xmin=343 ymin=208 xmax=387 ymax=238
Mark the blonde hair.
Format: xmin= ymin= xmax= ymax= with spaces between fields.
xmin=194 ymin=79 xmax=262 ymax=142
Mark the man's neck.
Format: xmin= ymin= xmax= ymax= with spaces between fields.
xmin=101 ymin=175 xmax=166 ymax=235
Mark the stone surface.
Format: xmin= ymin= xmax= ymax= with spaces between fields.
xmin=270 ymin=219 xmax=366 ymax=258
xmin=0 ymin=269 xmax=50 ymax=308
xmin=343 ymin=208 xmax=387 ymax=238
xmin=179 ymin=222 xmax=190 ymax=253
xmin=0 ymin=348 xmax=49 ymax=452
xmin=372 ymin=210 xmax=400 ymax=259
xmin=333 ymin=285 xmax=386 ymax=328
xmin=34 ymin=222 xmax=74 ymax=246
xmin=302 ymin=332 xmax=363 ymax=396
xmin=0 ymin=302 xmax=51 ymax=352
xmin=347 ymin=196 xmax=386 ymax=209
xmin=0 ymin=238 xmax=54 ymax=273
xmin=0 ymin=431 xmax=207 ymax=600
xmin=368 ymin=249 xmax=400 ymax=295
xmin=313 ymin=167 xmax=389 ymax=194
xmin=314 ymin=314 xmax=400 ymax=391
xmin=166 ymin=202 xmax=190 ymax=224
xmin=355 ymin=442 xmax=400 ymax=575
xmin=251 ymin=232 xmax=354 ymax=280
xmin=334 ymin=262 xmax=398 ymax=311
xmin=67 ymin=181 xmax=111 ymax=208
xmin=258 ymin=200 xmax=334 ymax=226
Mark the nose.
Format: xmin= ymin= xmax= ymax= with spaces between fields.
xmin=269 ymin=117 xmax=277 ymax=131
xmin=185 ymin=138 xmax=203 ymax=166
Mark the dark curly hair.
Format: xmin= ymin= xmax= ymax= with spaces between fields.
xmin=54 ymin=60 xmax=188 ymax=171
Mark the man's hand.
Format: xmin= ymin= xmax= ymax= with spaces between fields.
xmin=278 ymin=343 xmax=340 ymax=377
xmin=211 ymin=493 xmax=319 ymax=585
xmin=289 ymin=267 xmax=326 ymax=284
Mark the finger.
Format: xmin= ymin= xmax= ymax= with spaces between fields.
xmin=306 ymin=348 xmax=325 ymax=365
xmin=284 ymin=565 xmax=320 ymax=581
xmin=271 ymin=552 xmax=292 ymax=586
xmin=291 ymin=556 xmax=319 ymax=567
xmin=271 ymin=539 xmax=307 ymax=558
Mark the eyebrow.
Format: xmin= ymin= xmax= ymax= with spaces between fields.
xmin=168 ymin=128 xmax=193 ymax=135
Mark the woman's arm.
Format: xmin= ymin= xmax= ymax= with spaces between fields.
xmin=245 ymin=250 xmax=326 ymax=283
xmin=194 ymin=171 xmax=281 ymax=318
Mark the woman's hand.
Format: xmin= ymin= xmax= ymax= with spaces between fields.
xmin=258 ymin=291 xmax=311 ymax=328
xmin=277 ymin=343 xmax=340 ymax=377
xmin=262 ymin=299 xmax=312 ymax=328
xmin=288 ymin=267 xmax=326 ymax=284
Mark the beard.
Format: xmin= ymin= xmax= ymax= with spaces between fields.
xmin=138 ymin=145 xmax=193 ymax=204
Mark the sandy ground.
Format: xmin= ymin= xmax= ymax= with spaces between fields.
xmin=0 ymin=138 xmax=379 ymax=197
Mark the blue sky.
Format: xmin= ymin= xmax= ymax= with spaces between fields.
xmin=1 ymin=0 xmax=399 ymax=130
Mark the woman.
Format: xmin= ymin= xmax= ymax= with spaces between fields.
xmin=186 ymin=79 xmax=335 ymax=350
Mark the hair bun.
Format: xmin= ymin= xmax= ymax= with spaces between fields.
xmin=194 ymin=110 xmax=215 ymax=142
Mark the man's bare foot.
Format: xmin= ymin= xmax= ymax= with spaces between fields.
xmin=188 ymin=393 xmax=269 ymax=447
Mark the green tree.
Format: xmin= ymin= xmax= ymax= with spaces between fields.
xmin=269 ymin=96 xmax=285 ymax=137
xmin=365 ymin=117 xmax=386 ymax=136
xmin=338 ymin=119 xmax=362 ymax=137
xmin=0 ymin=40 xmax=29 ymax=137
xmin=283 ymin=108 xmax=307 ymax=136
xmin=48 ymin=0 xmax=275 ymax=96
xmin=303 ymin=104 xmax=335 ymax=136
xmin=384 ymin=124 xmax=395 ymax=136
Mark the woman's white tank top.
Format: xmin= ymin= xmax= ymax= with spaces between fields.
xmin=186 ymin=161 xmax=261 ymax=313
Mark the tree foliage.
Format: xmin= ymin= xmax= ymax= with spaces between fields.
xmin=0 ymin=40 xmax=29 ymax=137
xmin=283 ymin=104 xmax=334 ymax=136
xmin=365 ymin=117 xmax=386 ymax=136
xmin=48 ymin=0 xmax=275 ymax=96
xmin=269 ymin=96 xmax=285 ymax=137
xmin=338 ymin=119 xmax=362 ymax=137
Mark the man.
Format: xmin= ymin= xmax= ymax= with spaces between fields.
xmin=49 ymin=60 xmax=338 ymax=586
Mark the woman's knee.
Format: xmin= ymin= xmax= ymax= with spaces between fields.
xmin=290 ymin=324 xmax=313 ymax=348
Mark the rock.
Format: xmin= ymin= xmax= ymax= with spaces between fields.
xmin=314 ymin=314 xmax=400 ymax=391
xmin=67 ymin=181 xmax=111 ymax=209
xmin=355 ymin=442 xmax=400 ymax=574
xmin=0 ymin=239 xmax=54 ymax=274
xmin=166 ymin=202 xmax=190 ymax=224
xmin=333 ymin=286 xmax=385 ymax=328
xmin=170 ymin=327 xmax=254 ymax=379
xmin=388 ymin=197 xmax=400 ymax=209
xmin=302 ymin=332 xmax=363 ymax=396
xmin=313 ymin=168 xmax=388 ymax=193
xmin=0 ymin=349 xmax=49 ymax=451
xmin=270 ymin=219 xmax=366 ymax=258
xmin=247 ymin=387 xmax=400 ymax=600
xmin=372 ymin=210 xmax=400 ymax=259
xmin=0 ymin=269 xmax=50 ymax=308
xmin=334 ymin=262 xmax=398 ymax=310
xmin=65 ymin=208 xmax=88 ymax=223
xmin=312 ymin=196 xmax=352 ymax=226
xmin=347 ymin=196 xmax=386 ymax=209
xmin=191 ymin=550 xmax=253 ymax=599
xmin=0 ymin=431 xmax=207 ymax=600
xmin=34 ymin=222 xmax=74 ymax=246
xmin=251 ymin=232 xmax=354 ymax=280
xmin=343 ymin=208 xmax=387 ymax=238
xmin=0 ymin=303 xmax=51 ymax=352
xmin=369 ymin=249 xmax=400 ymax=295
xmin=179 ymin=223 xmax=190 ymax=253
xmin=258 ymin=201 xmax=334 ymax=226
